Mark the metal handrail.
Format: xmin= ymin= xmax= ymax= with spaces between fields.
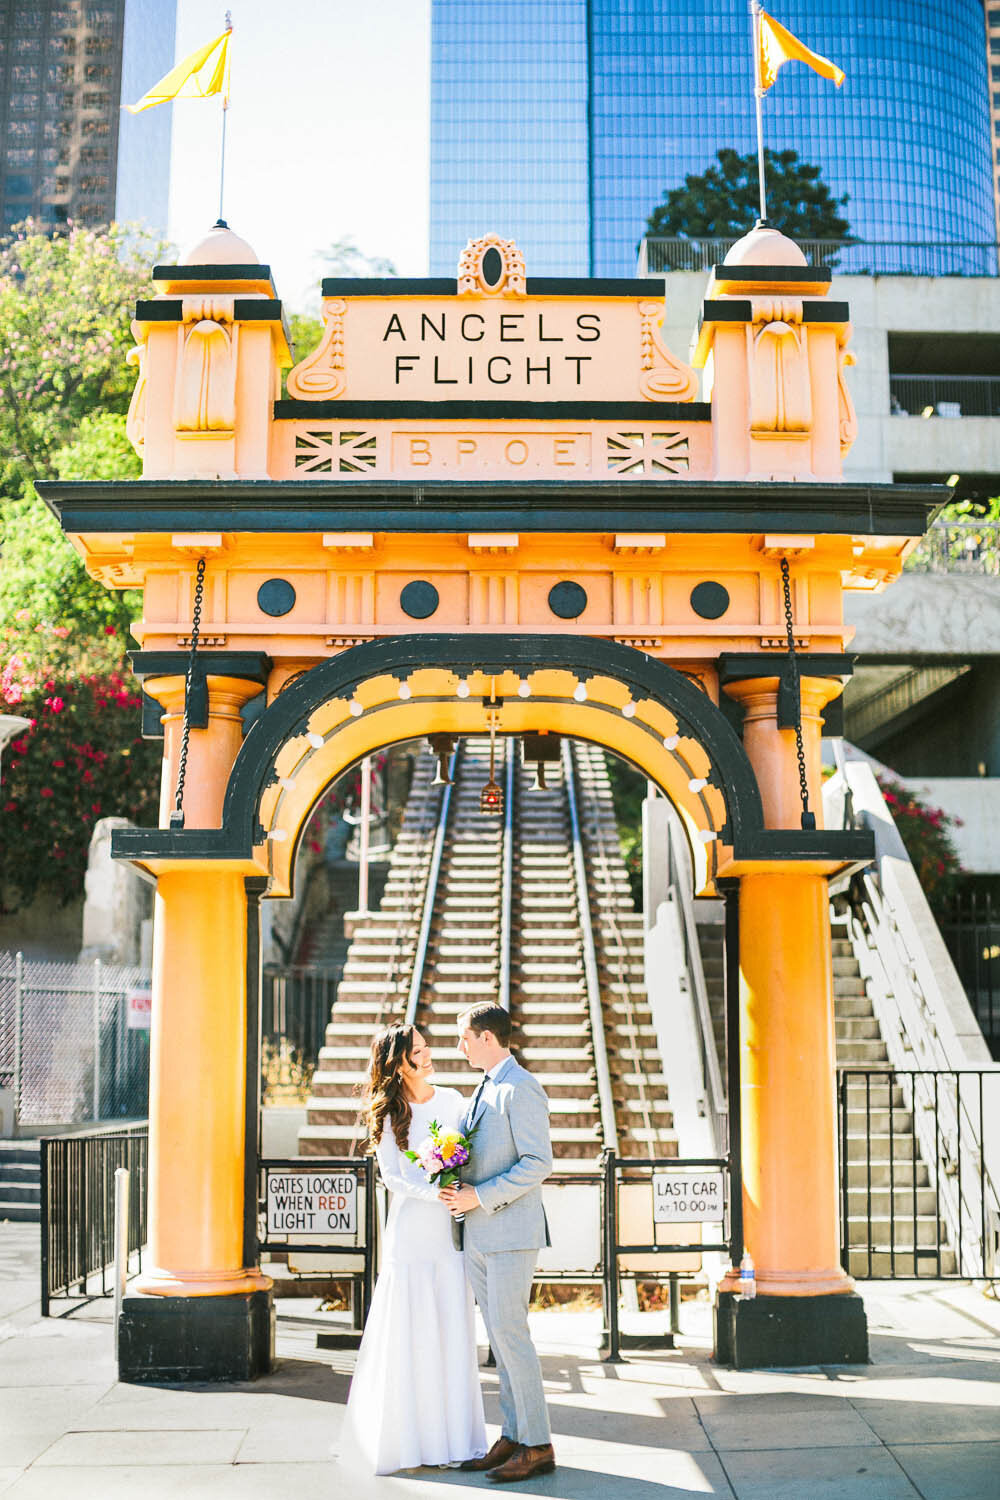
xmin=498 ymin=738 xmax=515 ymax=1012
xmin=562 ymin=739 xmax=619 ymax=1154
xmin=573 ymin=744 xmax=654 ymax=1144
xmin=666 ymin=830 xmax=728 ymax=1151
xmin=404 ymin=745 xmax=460 ymax=1026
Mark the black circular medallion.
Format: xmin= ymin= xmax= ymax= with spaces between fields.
xmin=548 ymin=581 xmax=588 ymax=619
xmin=257 ymin=578 xmax=296 ymax=617
xmin=400 ymin=580 xmax=440 ymax=620
xmin=690 ymin=581 xmax=730 ymax=620
xmin=481 ymin=246 xmax=503 ymax=287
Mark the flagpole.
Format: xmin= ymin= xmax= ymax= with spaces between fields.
xmin=217 ymin=11 xmax=232 ymax=223
xmin=750 ymin=0 xmax=768 ymax=222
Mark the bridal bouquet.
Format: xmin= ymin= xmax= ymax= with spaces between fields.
xmin=406 ymin=1119 xmax=477 ymax=1249
xmin=405 ymin=1119 xmax=475 ymax=1188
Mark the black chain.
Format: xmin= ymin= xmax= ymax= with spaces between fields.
xmin=779 ymin=556 xmax=815 ymax=831
xmin=171 ymin=556 xmax=206 ymax=828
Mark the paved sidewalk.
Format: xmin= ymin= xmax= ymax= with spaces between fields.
xmin=2 ymin=1222 xmax=1000 ymax=1498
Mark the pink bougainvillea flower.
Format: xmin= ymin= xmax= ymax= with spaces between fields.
xmin=104 ymin=625 xmax=116 ymax=636
xmin=52 ymin=626 xmax=70 ymax=639
xmin=39 ymin=787 xmax=54 ymax=798
xmin=44 ymin=696 xmax=65 ymax=713
xmin=14 ymin=609 xmax=30 ymax=623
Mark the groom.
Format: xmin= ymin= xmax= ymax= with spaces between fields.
xmin=440 ymin=1002 xmax=555 ymax=1484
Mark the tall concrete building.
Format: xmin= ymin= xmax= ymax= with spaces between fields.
xmin=430 ymin=0 xmax=997 ymax=277
xmin=0 ymin=0 xmax=176 ymax=236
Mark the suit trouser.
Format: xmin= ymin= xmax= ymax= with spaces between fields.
xmin=464 ymin=1242 xmax=550 ymax=1448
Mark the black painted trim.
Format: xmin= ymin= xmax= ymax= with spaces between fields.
xmin=719 ymin=652 xmax=855 ymax=683
xmin=129 ymin=650 xmax=273 ymax=684
xmin=712 ymin=265 xmax=833 ymax=284
xmin=700 ymin=300 xmax=850 ymax=329
xmin=38 ymin=478 xmax=945 ymax=538
xmin=805 ymin=302 xmax=850 ymax=323
xmin=273 ymin=398 xmax=711 ymax=421
xmin=153 ymin=263 xmax=272 ymax=282
xmin=109 ymin=633 xmax=873 ymax=875
xmin=244 ymin=877 xmax=267 ymax=1272
xmin=719 ymin=878 xmax=743 ymax=1267
xmin=319 ymin=276 xmax=660 ymax=298
xmin=135 ymin=298 xmax=283 ymax=323
xmin=702 ymin=300 xmax=753 ymax=323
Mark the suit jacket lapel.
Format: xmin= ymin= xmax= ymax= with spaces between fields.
xmin=470 ymin=1056 xmax=515 ymax=1129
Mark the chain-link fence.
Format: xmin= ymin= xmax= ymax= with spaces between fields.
xmin=0 ymin=952 xmax=150 ymax=1128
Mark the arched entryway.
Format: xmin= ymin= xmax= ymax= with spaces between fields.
xmin=111 ymin=633 xmax=868 ymax=1376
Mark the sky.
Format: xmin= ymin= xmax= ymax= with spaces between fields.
xmin=165 ymin=0 xmax=431 ymax=311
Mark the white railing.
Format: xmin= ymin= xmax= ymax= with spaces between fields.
xmin=824 ymin=755 xmax=1000 ymax=1273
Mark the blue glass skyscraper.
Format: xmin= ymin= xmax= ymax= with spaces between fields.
xmin=430 ymin=0 xmax=996 ymax=276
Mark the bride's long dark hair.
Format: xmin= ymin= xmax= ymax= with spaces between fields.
xmin=363 ymin=1023 xmax=418 ymax=1154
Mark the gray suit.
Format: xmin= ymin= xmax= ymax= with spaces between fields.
xmin=461 ymin=1054 xmax=553 ymax=1447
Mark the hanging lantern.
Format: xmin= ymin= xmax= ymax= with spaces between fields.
xmin=481 ymin=702 xmax=503 ymax=814
xmin=480 ymin=777 xmax=503 ymax=814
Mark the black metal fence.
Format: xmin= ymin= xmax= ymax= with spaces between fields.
xmin=638 ymin=237 xmax=1000 ymax=277
xmin=938 ymin=895 xmax=1000 ymax=1057
xmin=604 ymin=1151 xmax=736 ymax=1361
xmin=838 ymin=1069 xmax=1000 ymax=1280
xmin=262 ymin=966 xmax=340 ymax=1063
xmin=41 ymin=1124 xmax=148 ymax=1316
xmin=890 ymin=373 xmax=1000 ymax=419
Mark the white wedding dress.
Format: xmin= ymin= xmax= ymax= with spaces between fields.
xmin=337 ymin=1085 xmax=488 ymax=1475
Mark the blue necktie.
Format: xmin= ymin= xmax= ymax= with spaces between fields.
xmin=467 ymin=1076 xmax=487 ymax=1131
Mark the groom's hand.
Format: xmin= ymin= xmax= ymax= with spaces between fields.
xmin=440 ymin=1184 xmax=479 ymax=1215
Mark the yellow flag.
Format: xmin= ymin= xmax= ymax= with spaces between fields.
xmin=126 ymin=28 xmax=231 ymax=114
xmin=758 ymin=10 xmax=845 ymax=92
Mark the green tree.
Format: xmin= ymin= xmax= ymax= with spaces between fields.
xmin=1 ymin=614 xmax=161 ymax=911
xmin=317 ymin=236 xmax=397 ymax=278
xmin=645 ymin=148 xmax=850 ymax=244
xmin=0 ymin=219 xmax=163 ymax=638
xmin=0 ymin=219 xmax=161 ymax=491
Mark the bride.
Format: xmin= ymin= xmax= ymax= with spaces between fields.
xmin=337 ymin=1022 xmax=488 ymax=1475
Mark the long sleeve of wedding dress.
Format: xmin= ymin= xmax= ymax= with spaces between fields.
xmin=375 ymin=1120 xmax=444 ymax=1203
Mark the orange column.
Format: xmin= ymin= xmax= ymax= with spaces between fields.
xmin=737 ymin=870 xmax=851 ymax=1294
xmin=135 ymin=865 xmax=270 ymax=1297
xmin=145 ymin=674 xmax=265 ymax=828
xmin=722 ymin=671 xmax=854 ymax=1297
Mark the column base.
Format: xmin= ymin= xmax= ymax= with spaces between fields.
xmin=714 ymin=1291 xmax=869 ymax=1369
xmin=117 ymin=1289 xmax=275 ymax=1383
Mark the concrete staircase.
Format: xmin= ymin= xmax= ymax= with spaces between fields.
xmin=0 ymin=1140 xmax=40 ymax=1223
xmin=298 ymin=736 xmax=679 ymax=1172
xmin=298 ymin=751 xmax=445 ymax=1155
xmin=833 ymin=923 xmax=955 ymax=1276
xmin=571 ymin=744 xmax=676 ymax=1160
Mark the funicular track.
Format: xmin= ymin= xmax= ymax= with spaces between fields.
xmin=302 ymin=736 xmax=677 ymax=1171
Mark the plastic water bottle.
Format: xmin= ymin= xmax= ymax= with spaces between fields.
xmin=739 ymin=1253 xmax=756 ymax=1299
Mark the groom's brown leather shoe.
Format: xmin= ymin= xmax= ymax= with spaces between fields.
xmin=459 ymin=1436 xmax=518 ymax=1472
xmin=487 ymin=1443 xmax=556 ymax=1483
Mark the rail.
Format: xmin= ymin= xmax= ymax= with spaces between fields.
xmin=603 ymin=1150 xmax=734 ymax=1363
xmin=824 ymin=755 xmax=1000 ymax=1274
xmin=404 ymin=745 xmax=460 ymax=1025
xmin=666 ymin=830 xmax=729 ymax=1154
xmin=41 ymin=1123 xmax=148 ymax=1317
xmin=562 ymin=739 xmax=619 ymax=1154
xmin=890 ymin=373 xmax=1000 ymax=419
xmin=638 ymin=237 xmax=1000 ymax=277
xmin=497 ymin=738 xmax=515 ymax=1012
xmin=839 ymin=1068 xmax=1000 ymax=1280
